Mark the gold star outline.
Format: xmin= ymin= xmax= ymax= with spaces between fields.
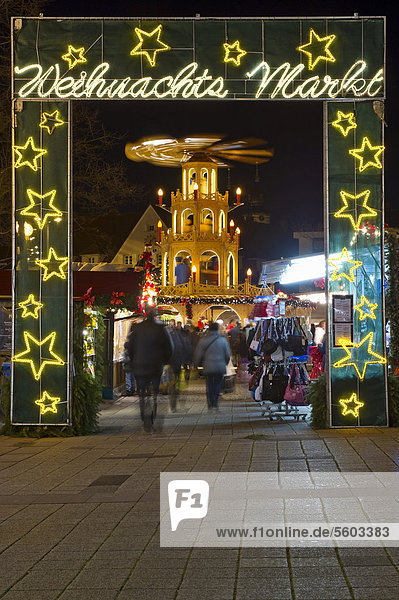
xmin=223 ymin=40 xmax=247 ymax=66
xmin=13 ymin=137 xmax=47 ymax=172
xmin=331 ymin=111 xmax=357 ymax=137
xmin=21 ymin=189 xmax=62 ymax=230
xmin=297 ymin=28 xmax=336 ymax=71
xmin=130 ymin=25 xmax=170 ymax=67
xmin=354 ymin=296 xmax=378 ymax=321
xmin=35 ymin=247 xmax=68 ymax=282
xmin=61 ymin=45 xmax=87 ymax=69
xmin=327 ymin=247 xmax=362 ymax=283
xmin=349 ymin=137 xmax=385 ymax=172
xmin=39 ymin=110 xmax=65 ymax=135
xmin=339 ymin=393 xmax=364 ymax=418
xmin=18 ymin=294 xmax=43 ymax=319
xmin=333 ymin=332 xmax=386 ymax=381
xmin=35 ymin=391 xmax=61 ymax=415
xmin=12 ymin=331 xmax=65 ymax=381
xmin=334 ymin=190 xmax=377 ymax=232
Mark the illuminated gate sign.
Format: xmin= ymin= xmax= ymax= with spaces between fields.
xmin=11 ymin=16 xmax=387 ymax=426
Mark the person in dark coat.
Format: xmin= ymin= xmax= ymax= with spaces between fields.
xmin=228 ymin=322 xmax=242 ymax=366
xmin=168 ymin=321 xmax=191 ymax=411
xmin=194 ymin=322 xmax=231 ymax=410
xmin=127 ymin=308 xmax=173 ymax=432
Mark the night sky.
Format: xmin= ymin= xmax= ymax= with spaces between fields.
xmin=43 ymin=0 xmax=398 ymax=261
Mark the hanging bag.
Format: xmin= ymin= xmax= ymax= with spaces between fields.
xmin=284 ymin=364 xmax=309 ymax=406
xmin=262 ymin=364 xmax=288 ymax=404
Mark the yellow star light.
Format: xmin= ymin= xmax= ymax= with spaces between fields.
xmin=327 ymin=247 xmax=362 ymax=283
xmin=354 ymin=296 xmax=378 ymax=321
xmin=13 ymin=137 xmax=47 ymax=172
xmin=334 ymin=189 xmax=377 ymax=232
xmin=333 ymin=332 xmax=386 ymax=381
xmin=349 ymin=137 xmax=385 ymax=172
xmin=35 ymin=391 xmax=61 ymax=415
xmin=35 ymin=247 xmax=68 ymax=282
xmin=339 ymin=393 xmax=364 ymax=418
xmin=297 ymin=28 xmax=336 ymax=71
xmin=12 ymin=331 xmax=65 ymax=381
xmin=223 ymin=40 xmax=247 ymax=66
xmin=39 ymin=110 xmax=65 ymax=135
xmin=61 ymin=45 xmax=87 ymax=69
xmin=21 ymin=189 xmax=62 ymax=230
xmin=18 ymin=294 xmax=43 ymax=319
xmin=331 ymin=111 xmax=357 ymax=137
xmin=130 ymin=25 xmax=170 ymax=67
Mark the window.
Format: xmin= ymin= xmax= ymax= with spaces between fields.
xmin=124 ymin=255 xmax=133 ymax=265
xmin=147 ymin=225 xmax=154 ymax=231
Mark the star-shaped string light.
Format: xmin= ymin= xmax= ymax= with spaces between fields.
xmin=12 ymin=331 xmax=65 ymax=380
xmin=61 ymin=45 xmax=87 ymax=69
xmin=349 ymin=137 xmax=385 ymax=172
xmin=223 ymin=40 xmax=247 ymax=66
xmin=327 ymin=247 xmax=362 ymax=283
xmin=39 ymin=110 xmax=65 ymax=135
xmin=297 ymin=28 xmax=336 ymax=70
xmin=130 ymin=25 xmax=170 ymax=67
xmin=21 ymin=189 xmax=62 ymax=230
xmin=339 ymin=393 xmax=364 ymax=418
xmin=331 ymin=111 xmax=357 ymax=137
xmin=13 ymin=137 xmax=47 ymax=172
xmin=35 ymin=247 xmax=68 ymax=282
xmin=334 ymin=190 xmax=377 ymax=232
xmin=35 ymin=391 xmax=61 ymax=415
xmin=18 ymin=294 xmax=43 ymax=319
xmin=354 ymin=296 xmax=378 ymax=321
xmin=333 ymin=332 xmax=386 ymax=381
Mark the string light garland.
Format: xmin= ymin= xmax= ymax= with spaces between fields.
xmin=12 ymin=331 xmax=65 ymax=380
xmin=18 ymin=294 xmax=44 ymax=319
xmin=327 ymin=247 xmax=362 ymax=283
xmin=331 ymin=111 xmax=357 ymax=137
xmin=39 ymin=110 xmax=65 ymax=135
xmin=334 ymin=189 xmax=377 ymax=232
xmin=223 ymin=41 xmax=247 ymax=66
xmin=354 ymin=295 xmax=378 ymax=321
xmin=35 ymin=391 xmax=61 ymax=415
xmin=297 ymin=29 xmax=336 ymax=71
xmin=35 ymin=247 xmax=68 ymax=282
xmin=130 ymin=25 xmax=170 ymax=67
xmin=61 ymin=45 xmax=87 ymax=69
xmin=13 ymin=137 xmax=47 ymax=171
xmin=333 ymin=332 xmax=387 ymax=381
xmin=21 ymin=189 xmax=62 ymax=230
xmin=339 ymin=393 xmax=364 ymax=417
xmin=349 ymin=137 xmax=385 ymax=172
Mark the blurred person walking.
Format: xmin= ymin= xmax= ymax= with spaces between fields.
xmin=127 ymin=307 xmax=173 ymax=432
xmin=194 ymin=322 xmax=230 ymax=410
xmin=169 ymin=321 xmax=191 ymax=412
xmin=122 ymin=324 xmax=136 ymax=396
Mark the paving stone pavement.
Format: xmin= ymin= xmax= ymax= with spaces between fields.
xmin=1 ymin=380 xmax=399 ymax=599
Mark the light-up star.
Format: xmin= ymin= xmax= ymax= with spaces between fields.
xmin=12 ymin=331 xmax=65 ymax=381
xmin=21 ymin=189 xmax=62 ymax=230
xmin=35 ymin=391 xmax=61 ymax=415
xmin=130 ymin=25 xmax=170 ymax=67
xmin=331 ymin=111 xmax=357 ymax=137
xmin=39 ymin=110 xmax=65 ymax=135
xmin=334 ymin=190 xmax=377 ymax=232
xmin=349 ymin=137 xmax=385 ymax=172
xmin=35 ymin=247 xmax=68 ymax=282
xmin=13 ymin=137 xmax=47 ymax=171
xmin=61 ymin=45 xmax=87 ymax=69
xmin=297 ymin=28 xmax=336 ymax=70
xmin=339 ymin=393 xmax=364 ymax=418
xmin=223 ymin=40 xmax=247 ymax=66
xmin=333 ymin=332 xmax=386 ymax=381
xmin=18 ymin=294 xmax=43 ymax=319
xmin=354 ymin=296 xmax=378 ymax=321
xmin=327 ymin=247 xmax=362 ymax=283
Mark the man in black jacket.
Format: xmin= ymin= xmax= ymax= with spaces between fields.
xmin=127 ymin=308 xmax=173 ymax=432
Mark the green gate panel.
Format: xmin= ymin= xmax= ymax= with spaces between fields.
xmin=327 ymin=101 xmax=387 ymax=426
xmin=12 ymin=100 xmax=71 ymax=425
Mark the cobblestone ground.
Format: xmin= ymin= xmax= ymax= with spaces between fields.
xmin=1 ymin=380 xmax=399 ymax=599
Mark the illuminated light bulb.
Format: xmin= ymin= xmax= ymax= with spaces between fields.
xmin=247 ymin=268 xmax=252 ymax=277
xmin=24 ymin=222 xmax=34 ymax=237
xmin=192 ymin=265 xmax=197 ymax=273
xmin=83 ymin=329 xmax=89 ymax=336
